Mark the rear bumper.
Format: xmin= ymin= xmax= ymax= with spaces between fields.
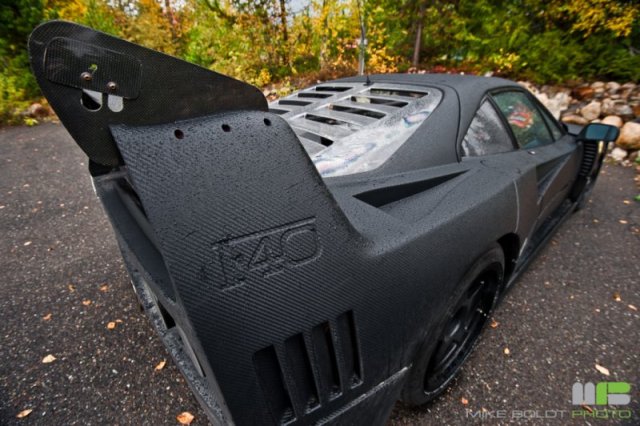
xmin=123 ymin=244 xmax=233 ymax=424
xmin=96 ymin=171 xmax=233 ymax=424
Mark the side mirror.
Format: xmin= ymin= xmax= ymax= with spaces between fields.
xmin=577 ymin=123 xmax=619 ymax=143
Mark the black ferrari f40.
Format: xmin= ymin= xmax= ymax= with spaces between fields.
xmin=29 ymin=21 xmax=619 ymax=425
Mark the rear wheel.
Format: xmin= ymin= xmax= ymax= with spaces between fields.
xmin=402 ymin=244 xmax=504 ymax=406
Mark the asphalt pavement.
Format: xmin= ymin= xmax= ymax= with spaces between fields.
xmin=1 ymin=123 xmax=639 ymax=425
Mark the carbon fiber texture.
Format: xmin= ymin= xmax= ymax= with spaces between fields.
xmin=112 ymin=111 xmax=373 ymax=423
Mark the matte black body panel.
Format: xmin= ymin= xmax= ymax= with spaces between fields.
xmin=29 ymin=21 xmax=607 ymax=425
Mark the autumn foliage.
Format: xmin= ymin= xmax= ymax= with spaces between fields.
xmin=1 ymin=0 xmax=639 ymax=124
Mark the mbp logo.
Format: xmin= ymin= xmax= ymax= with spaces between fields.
xmin=572 ymin=382 xmax=631 ymax=406
xmin=212 ymin=218 xmax=321 ymax=290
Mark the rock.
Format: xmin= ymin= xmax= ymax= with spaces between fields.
xmin=601 ymin=115 xmax=623 ymax=128
xmin=621 ymin=82 xmax=637 ymax=91
xmin=27 ymin=103 xmax=49 ymax=119
xmin=561 ymin=114 xmax=589 ymax=125
xmin=573 ymin=86 xmax=595 ymax=100
xmin=580 ymin=101 xmax=601 ymax=121
xmin=601 ymin=99 xmax=633 ymax=119
xmin=517 ymin=81 xmax=535 ymax=92
xmin=591 ymin=81 xmax=605 ymax=89
xmin=605 ymin=82 xmax=621 ymax=93
xmin=620 ymin=89 xmax=633 ymax=100
xmin=610 ymin=147 xmax=628 ymax=162
xmin=631 ymin=103 xmax=640 ymax=118
xmin=617 ymin=122 xmax=640 ymax=150
xmin=614 ymin=104 xmax=634 ymax=120
xmin=539 ymin=92 xmax=571 ymax=120
xmin=601 ymin=98 xmax=614 ymax=115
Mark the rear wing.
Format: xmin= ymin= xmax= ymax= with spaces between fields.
xmin=29 ymin=20 xmax=267 ymax=167
xmin=29 ymin=21 xmax=411 ymax=425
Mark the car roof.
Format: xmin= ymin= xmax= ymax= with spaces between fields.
xmin=336 ymin=74 xmax=522 ymax=143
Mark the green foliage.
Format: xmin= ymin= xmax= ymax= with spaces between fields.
xmin=1 ymin=0 xmax=640 ymax=124
xmin=0 ymin=65 xmax=31 ymax=124
xmin=0 ymin=0 xmax=45 ymax=123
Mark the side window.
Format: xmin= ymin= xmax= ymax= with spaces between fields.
xmin=462 ymin=100 xmax=515 ymax=157
xmin=541 ymin=108 xmax=565 ymax=141
xmin=492 ymin=91 xmax=554 ymax=149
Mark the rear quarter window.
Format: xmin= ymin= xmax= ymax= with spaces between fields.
xmin=461 ymin=100 xmax=514 ymax=157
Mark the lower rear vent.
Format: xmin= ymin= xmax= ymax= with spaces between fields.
xmin=336 ymin=311 xmax=363 ymax=387
xmin=311 ymin=322 xmax=342 ymax=398
xmin=254 ymin=346 xmax=295 ymax=424
xmin=253 ymin=310 xmax=363 ymax=422
xmin=284 ymin=334 xmax=320 ymax=412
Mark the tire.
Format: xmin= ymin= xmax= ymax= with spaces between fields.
xmin=401 ymin=244 xmax=504 ymax=406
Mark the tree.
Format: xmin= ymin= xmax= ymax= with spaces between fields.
xmin=412 ymin=0 xmax=427 ymax=67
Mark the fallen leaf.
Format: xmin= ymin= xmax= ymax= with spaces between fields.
xmin=503 ymin=347 xmax=510 ymax=355
xmin=623 ymin=200 xmax=631 ymax=205
xmin=176 ymin=411 xmax=195 ymax=425
xmin=595 ymin=364 xmax=610 ymax=376
xmin=68 ymin=284 xmax=75 ymax=292
xmin=629 ymin=304 xmax=638 ymax=311
xmin=613 ymin=292 xmax=622 ymax=302
xmin=581 ymin=404 xmax=593 ymax=413
xmin=490 ymin=319 xmax=499 ymax=328
xmin=115 ymin=319 xmax=123 ymax=323
xmin=16 ymin=409 xmax=33 ymax=419
xmin=619 ymin=219 xmax=628 ymax=224
xmin=23 ymin=241 xmax=32 ymax=246
xmin=42 ymin=354 xmax=56 ymax=363
xmin=99 ymin=284 xmax=109 ymax=292
xmin=82 ymin=300 xmax=92 ymax=306
xmin=107 ymin=322 xmax=116 ymax=330
xmin=155 ymin=360 xmax=166 ymax=371
xmin=43 ymin=313 xmax=52 ymax=321
xmin=461 ymin=397 xmax=469 ymax=405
